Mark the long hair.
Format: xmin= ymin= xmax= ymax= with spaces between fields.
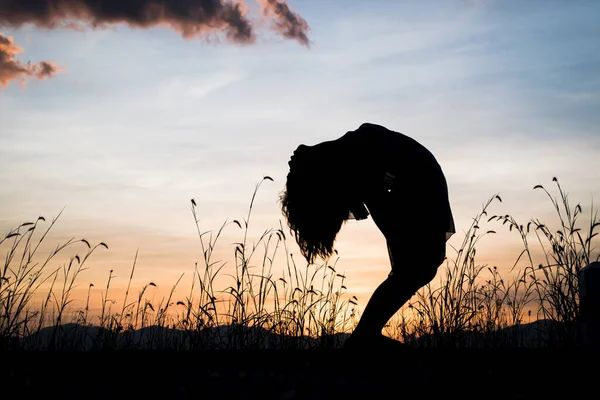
xmin=279 ymin=154 xmax=350 ymax=265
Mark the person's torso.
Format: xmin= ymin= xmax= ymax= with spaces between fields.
xmin=334 ymin=122 xmax=441 ymax=196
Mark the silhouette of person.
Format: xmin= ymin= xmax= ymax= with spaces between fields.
xmin=280 ymin=122 xmax=455 ymax=349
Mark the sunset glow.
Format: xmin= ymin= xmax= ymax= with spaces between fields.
xmin=1 ymin=0 xmax=599 ymax=325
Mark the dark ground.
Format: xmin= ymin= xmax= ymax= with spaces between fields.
xmin=2 ymin=347 xmax=597 ymax=400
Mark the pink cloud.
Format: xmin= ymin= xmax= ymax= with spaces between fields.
xmin=0 ymin=32 xmax=61 ymax=87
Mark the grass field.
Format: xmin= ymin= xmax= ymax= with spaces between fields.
xmin=2 ymin=177 xmax=599 ymax=354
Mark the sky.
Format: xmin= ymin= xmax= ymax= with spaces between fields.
xmin=1 ymin=0 xmax=599 ymax=317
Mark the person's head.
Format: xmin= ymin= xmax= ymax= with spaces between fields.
xmin=279 ymin=145 xmax=350 ymax=265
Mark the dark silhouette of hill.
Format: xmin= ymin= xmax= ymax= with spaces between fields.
xmin=10 ymin=318 xmax=582 ymax=351
xmin=14 ymin=322 xmax=344 ymax=351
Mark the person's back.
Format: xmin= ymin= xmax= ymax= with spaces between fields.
xmin=337 ymin=122 xmax=440 ymax=173
xmin=322 ymin=123 xmax=454 ymax=237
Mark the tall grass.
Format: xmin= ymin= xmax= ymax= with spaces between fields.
xmin=389 ymin=177 xmax=599 ymax=348
xmin=392 ymin=195 xmax=538 ymax=348
xmin=492 ymin=177 xmax=600 ymax=345
xmin=0 ymin=209 xmax=109 ymax=350
xmin=0 ymin=177 xmax=357 ymax=350
xmin=1 ymin=177 xmax=598 ymax=350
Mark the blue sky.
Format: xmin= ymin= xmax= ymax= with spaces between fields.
xmin=1 ymin=0 xmax=599 ymax=310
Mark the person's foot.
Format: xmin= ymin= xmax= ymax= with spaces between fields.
xmin=343 ymin=333 xmax=405 ymax=350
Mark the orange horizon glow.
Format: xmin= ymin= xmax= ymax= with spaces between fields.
xmin=13 ymin=204 xmax=568 ymax=331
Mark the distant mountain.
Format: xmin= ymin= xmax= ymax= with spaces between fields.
xmin=404 ymin=319 xmax=580 ymax=348
xmin=14 ymin=322 xmax=350 ymax=351
xmin=10 ymin=319 xmax=585 ymax=351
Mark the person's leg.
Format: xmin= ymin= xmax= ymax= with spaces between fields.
xmin=344 ymin=233 xmax=445 ymax=347
xmin=345 ymin=168 xmax=449 ymax=348
xmin=350 ymin=273 xmax=422 ymax=338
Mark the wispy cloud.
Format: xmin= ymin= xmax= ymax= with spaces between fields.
xmin=0 ymin=32 xmax=60 ymax=87
xmin=161 ymin=71 xmax=247 ymax=99
xmin=259 ymin=0 xmax=310 ymax=47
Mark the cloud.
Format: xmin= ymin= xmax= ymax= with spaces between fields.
xmin=62 ymin=22 xmax=86 ymax=32
xmin=0 ymin=0 xmax=310 ymax=87
xmin=160 ymin=70 xmax=247 ymax=98
xmin=0 ymin=32 xmax=60 ymax=87
xmin=259 ymin=0 xmax=310 ymax=47
xmin=0 ymin=0 xmax=310 ymax=45
xmin=0 ymin=0 xmax=255 ymax=43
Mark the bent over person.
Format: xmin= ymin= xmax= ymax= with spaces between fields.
xmin=279 ymin=122 xmax=455 ymax=349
